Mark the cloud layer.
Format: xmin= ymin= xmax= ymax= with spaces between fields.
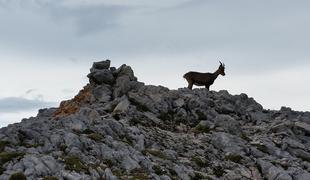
xmin=0 ymin=97 xmax=55 ymax=113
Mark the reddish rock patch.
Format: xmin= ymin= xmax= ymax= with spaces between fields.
xmin=53 ymin=85 xmax=92 ymax=118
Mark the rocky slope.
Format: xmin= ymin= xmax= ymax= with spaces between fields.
xmin=1 ymin=60 xmax=310 ymax=180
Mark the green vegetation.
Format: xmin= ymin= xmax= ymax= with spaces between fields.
xmin=121 ymin=136 xmax=134 ymax=146
xmin=103 ymin=159 xmax=113 ymax=167
xmin=225 ymin=154 xmax=243 ymax=163
xmin=195 ymin=110 xmax=207 ymax=120
xmin=152 ymin=165 xmax=164 ymax=175
xmin=142 ymin=149 xmax=166 ymax=159
xmin=241 ymin=133 xmax=251 ymax=142
xmin=129 ymin=168 xmax=149 ymax=180
xmin=82 ymin=129 xmax=95 ymax=134
xmin=0 ymin=141 xmax=10 ymax=152
xmin=64 ymin=155 xmax=88 ymax=173
xmin=0 ymin=152 xmax=24 ymax=164
xmin=88 ymin=133 xmax=104 ymax=142
xmin=112 ymin=168 xmax=149 ymax=180
xmin=253 ymin=144 xmax=269 ymax=154
xmin=191 ymin=156 xmax=209 ymax=167
xmin=158 ymin=110 xmax=174 ymax=121
xmin=129 ymin=117 xmax=141 ymax=126
xmin=59 ymin=144 xmax=67 ymax=152
xmin=9 ymin=172 xmax=27 ymax=180
xmin=192 ymin=172 xmax=211 ymax=180
xmin=213 ymin=166 xmax=225 ymax=177
xmin=194 ymin=125 xmax=210 ymax=134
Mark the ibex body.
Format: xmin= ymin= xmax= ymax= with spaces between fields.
xmin=183 ymin=62 xmax=225 ymax=90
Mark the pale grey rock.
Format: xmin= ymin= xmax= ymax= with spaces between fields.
xmin=214 ymin=114 xmax=242 ymax=136
xmin=294 ymin=122 xmax=310 ymax=134
xmin=160 ymin=175 xmax=172 ymax=180
xmin=295 ymin=173 xmax=310 ymax=180
xmin=64 ymin=132 xmax=81 ymax=149
xmin=93 ymin=85 xmax=112 ymax=103
xmin=174 ymin=98 xmax=185 ymax=108
xmin=121 ymin=156 xmax=140 ymax=171
xmin=173 ymin=164 xmax=191 ymax=180
xmin=211 ymin=132 xmax=246 ymax=155
xmin=283 ymin=137 xmax=305 ymax=150
xmin=62 ymin=171 xmax=89 ymax=180
xmin=257 ymin=159 xmax=292 ymax=180
xmin=113 ymin=98 xmax=130 ymax=114
xmin=104 ymin=168 xmax=118 ymax=180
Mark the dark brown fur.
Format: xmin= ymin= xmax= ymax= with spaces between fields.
xmin=183 ymin=62 xmax=225 ymax=90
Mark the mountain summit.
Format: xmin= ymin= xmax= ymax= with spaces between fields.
xmin=1 ymin=60 xmax=310 ymax=180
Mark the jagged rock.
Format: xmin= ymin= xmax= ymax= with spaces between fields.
xmin=294 ymin=122 xmax=310 ymax=134
xmin=88 ymin=69 xmax=115 ymax=85
xmin=1 ymin=60 xmax=310 ymax=180
xmin=104 ymin=168 xmax=118 ymax=180
xmin=112 ymin=97 xmax=130 ymax=114
xmin=92 ymin=60 xmax=111 ymax=70
xmin=64 ymin=132 xmax=82 ymax=149
xmin=174 ymin=98 xmax=185 ymax=108
xmin=92 ymin=85 xmax=112 ymax=103
xmin=173 ymin=164 xmax=191 ymax=180
xmin=295 ymin=173 xmax=310 ymax=180
xmin=211 ymin=132 xmax=247 ymax=155
xmin=257 ymin=159 xmax=292 ymax=180
xmin=214 ymin=114 xmax=242 ymax=136
xmin=121 ymin=156 xmax=140 ymax=171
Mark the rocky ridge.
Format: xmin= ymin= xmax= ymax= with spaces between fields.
xmin=0 ymin=60 xmax=310 ymax=180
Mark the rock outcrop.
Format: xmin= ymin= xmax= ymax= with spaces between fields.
xmin=1 ymin=60 xmax=310 ymax=180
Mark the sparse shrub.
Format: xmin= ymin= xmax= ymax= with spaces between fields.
xmin=142 ymin=149 xmax=166 ymax=159
xmin=241 ymin=133 xmax=251 ymax=142
xmin=158 ymin=110 xmax=174 ymax=121
xmin=196 ymin=110 xmax=207 ymax=120
xmin=88 ymin=133 xmax=104 ymax=141
xmin=9 ymin=172 xmax=27 ymax=180
xmin=191 ymin=156 xmax=209 ymax=167
xmin=254 ymin=144 xmax=269 ymax=154
xmin=192 ymin=172 xmax=206 ymax=180
xmin=43 ymin=176 xmax=58 ymax=180
xmin=213 ymin=166 xmax=225 ymax=177
xmin=0 ymin=152 xmax=24 ymax=164
xmin=0 ymin=141 xmax=10 ymax=152
xmin=64 ymin=155 xmax=88 ymax=173
xmin=103 ymin=159 xmax=113 ymax=167
xmin=59 ymin=144 xmax=67 ymax=152
xmin=130 ymin=168 xmax=149 ymax=180
xmin=224 ymin=154 xmax=242 ymax=163
xmin=194 ymin=125 xmax=210 ymax=133
xmin=82 ymin=129 xmax=95 ymax=134
xmin=129 ymin=117 xmax=141 ymax=126
xmin=153 ymin=165 xmax=164 ymax=175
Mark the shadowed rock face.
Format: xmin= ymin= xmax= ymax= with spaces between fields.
xmin=1 ymin=60 xmax=310 ymax=180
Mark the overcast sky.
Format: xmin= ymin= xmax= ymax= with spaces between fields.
xmin=1 ymin=0 xmax=310 ymax=127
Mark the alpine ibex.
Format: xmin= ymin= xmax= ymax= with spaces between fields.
xmin=183 ymin=61 xmax=225 ymax=90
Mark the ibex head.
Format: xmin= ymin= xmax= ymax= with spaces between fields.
xmin=219 ymin=61 xmax=226 ymax=76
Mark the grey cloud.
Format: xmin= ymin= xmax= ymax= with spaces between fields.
xmin=43 ymin=3 xmax=128 ymax=35
xmin=0 ymin=97 xmax=56 ymax=113
xmin=0 ymin=0 xmax=310 ymax=74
